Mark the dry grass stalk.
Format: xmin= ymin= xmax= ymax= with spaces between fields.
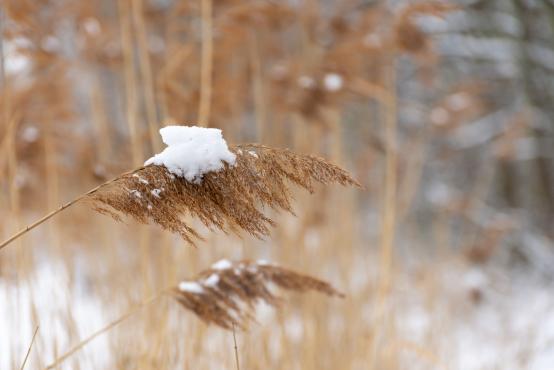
xmin=20 ymin=325 xmax=39 ymax=370
xmin=171 ymin=259 xmax=344 ymax=330
xmin=87 ymin=144 xmax=360 ymax=245
xmin=45 ymin=292 xmax=164 ymax=370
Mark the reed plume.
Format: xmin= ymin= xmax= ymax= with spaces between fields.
xmin=45 ymin=259 xmax=343 ymax=368
xmin=173 ymin=259 xmax=343 ymax=330
xmin=87 ymin=144 xmax=360 ymax=245
xmin=0 ymin=142 xmax=358 ymax=251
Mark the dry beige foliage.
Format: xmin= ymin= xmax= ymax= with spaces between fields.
xmin=172 ymin=259 xmax=343 ymax=330
xmin=87 ymin=144 xmax=360 ymax=245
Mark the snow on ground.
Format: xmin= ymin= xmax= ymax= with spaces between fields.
xmin=3 ymin=252 xmax=554 ymax=369
xmin=0 ymin=258 xmax=108 ymax=370
xmin=144 ymin=126 xmax=236 ymax=183
xmin=394 ymin=263 xmax=554 ymax=370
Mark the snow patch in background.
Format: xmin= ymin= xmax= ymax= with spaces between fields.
xmin=0 ymin=260 xmax=108 ymax=370
xmin=144 ymin=125 xmax=236 ymax=183
xmin=323 ymin=73 xmax=344 ymax=92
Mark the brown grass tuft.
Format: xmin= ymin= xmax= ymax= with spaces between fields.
xmin=86 ymin=144 xmax=360 ymax=245
xmin=394 ymin=2 xmax=456 ymax=56
xmin=171 ymin=259 xmax=343 ymax=330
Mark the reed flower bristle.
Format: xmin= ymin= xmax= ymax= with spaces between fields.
xmin=86 ymin=144 xmax=360 ymax=245
xmin=172 ymin=259 xmax=344 ymax=330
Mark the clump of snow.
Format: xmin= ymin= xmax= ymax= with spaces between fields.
xmin=248 ymin=150 xmax=258 ymax=158
xmin=178 ymin=281 xmax=204 ymax=294
xmin=284 ymin=315 xmax=304 ymax=343
xmin=150 ymin=189 xmax=162 ymax=198
xmin=257 ymin=259 xmax=271 ymax=266
xmin=94 ymin=164 xmax=107 ymax=178
xmin=144 ymin=126 xmax=236 ymax=183
xmin=133 ymin=174 xmax=149 ymax=184
xmin=129 ymin=189 xmax=142 ymax=199
xmin=5 ymin=37 xmax=32 ymax=76
xmin=211 ymin=259 xmax=232 ymax=270
xmin=323 ymin=73 xmax=344 ymax=92
xmin=83 ymin=17 xmax=101 ymax=36
xmin=203 ymin=274 xmax=220 ymax=287
xmin=21 ymin=126 xmax=39 ymax=143
xmin=463 ymin=268 xmax=489 ymax=291
xmin=426 ymin=181 xmax=457 ymax=206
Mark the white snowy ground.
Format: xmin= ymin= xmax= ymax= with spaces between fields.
xmin=0 ymin=257 xmax=109 ymax=370
xmin=394 ymin=263 xmax=554 ymax=370
xmin=3 ymin=249 xmax=554 ymax=370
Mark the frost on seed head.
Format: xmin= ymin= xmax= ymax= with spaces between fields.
xmin=212 ymin=259 xmax=232 ymax=270
xmin=133 ymin=174 xmax=149 ymax=184
xmin=323 ymin=73 xmax=343 ymax=92
xmin=178 ymin=281 xmax=204 ymax=294
xmin=203 ymin=273 xmax=220 ymax=287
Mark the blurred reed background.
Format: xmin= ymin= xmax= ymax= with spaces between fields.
xmin=0 ymin=0 xmax=553 ymax=369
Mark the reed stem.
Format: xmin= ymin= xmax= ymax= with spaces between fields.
xmin=198 ymin=0 xmax=213 ymax=126
xmin=45 ymin=291 xmax=165 ymax=370
xmin=232 ymin=323 xmax=241 ymax=370
xmin=0 ymin=168 xmax=143 ymax=252
xmin=20 ymin=326 xmax=39 ymax=370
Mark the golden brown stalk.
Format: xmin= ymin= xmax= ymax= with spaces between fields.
xmin=198 ymin=0 xmax=213 ymax=126
xmin=20 ymin=326 xmax=39 ymax=370
xmin=378 ymin=59 xmax=398 ymax=296
xmin=371 ymin=54 xmax=398 ymax=370
xmin=249 ymin=32 xmax=265 ymax=141
xmin=45 ymin=291 xmax=165 ymax=370
xmin=0 ymin=168 xmax=142 ymax=251
xmin=232 ymin=323 xmax=240 ymax=370
xmin=132 ymin=0 xmax=160 ymax=152
xmin=119 ymin=0 xmax=142 ymax=166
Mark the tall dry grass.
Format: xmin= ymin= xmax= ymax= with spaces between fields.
xmin=3 ymin=1 xmax=546 ymax=370
xmin=0 ymin=1 xmax=441 ymax=369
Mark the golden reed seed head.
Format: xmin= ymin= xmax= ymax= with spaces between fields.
xmin=86 ymin=144 xmax=360 ymax=246
xmin=171 ymin=259 xmax=344 ymax=330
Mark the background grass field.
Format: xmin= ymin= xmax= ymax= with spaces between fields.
xmin=1 ymin=1 xmax=553 ymax=369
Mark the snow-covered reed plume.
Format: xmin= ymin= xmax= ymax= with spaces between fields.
xmin=86 ymin=126 xmax=360 ymax=245
xmin=0 ymin=125 xmax=359 ymax=250
xmin=45 ymin=259 xmax=343 ymax=368
xmin=173 ymin=259 xmax=343 ymax=329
